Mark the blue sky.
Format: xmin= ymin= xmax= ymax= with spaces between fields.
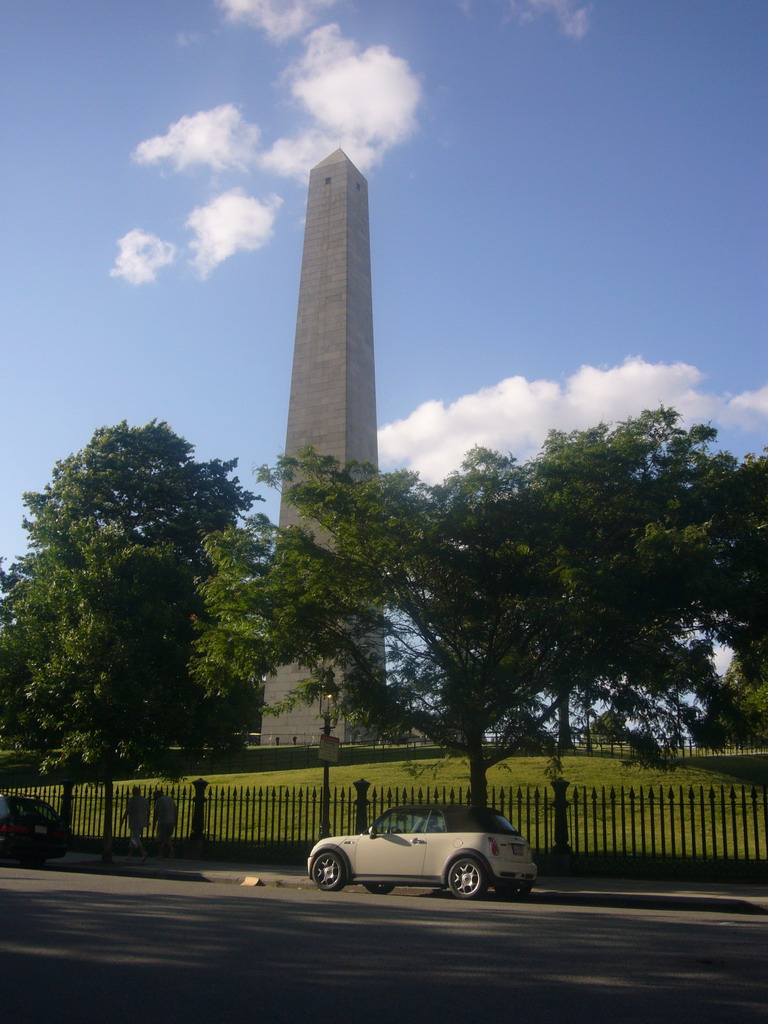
xmin=1 ymin=0 xmax=766 ymax=566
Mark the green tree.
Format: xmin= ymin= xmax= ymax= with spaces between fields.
xmin=527 ymin=409 xmax=744 ymax=759
xmin=717 ymin=658 xmax=768 ymax=741
xmin=198 ymin=409 xmax=762 ymax=806
xmin=0 ymin=421 xmax=257 ymax=860
xmin=717 ymin=452 xmax=768 ymax=688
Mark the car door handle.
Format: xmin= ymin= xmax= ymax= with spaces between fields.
xmin=410 ymin=838 xmax=427 ymax=844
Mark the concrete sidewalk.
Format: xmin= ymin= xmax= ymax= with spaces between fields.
xmin=44 ymin=851 xmax=768 ymax=915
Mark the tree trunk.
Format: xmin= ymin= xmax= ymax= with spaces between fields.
xmin=467 ymin=740 xmax=488 ymax=809
xmin=558 ymin=692 xmax=572 ymax=750
xmin=101 ymin=771 xmax=114 ymax=864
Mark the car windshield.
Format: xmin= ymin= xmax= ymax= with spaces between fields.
xmin=372 ymin=808 xmax=425 ymax=834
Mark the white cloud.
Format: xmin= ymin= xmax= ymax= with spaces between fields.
xmin=720 ymin=384 xmax=768 ymax=431
xmin=260 ymin=24 xmax=422 ymax=179
xmin=186 ymin=188 xmax=283 ymax=278
xmin=378 ymin=357 xmax=767 ymax=482
xmin=109 ymin=229 xmax=176 ymax=285
xmin=507 ymin=0 xmax=591 ymax=39
xmin=132 ymin=105 xmax=259 ymax=173
xmin=217 ymin=0 xmax=339 ymax=42
xmin=123 ymin=14 xmax=419 ymax=280
xmin=259 ymin=130 xmax=337 ymax=180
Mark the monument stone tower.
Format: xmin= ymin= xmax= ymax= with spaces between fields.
xmin=263 ymin=148 xmax=378 ymax=743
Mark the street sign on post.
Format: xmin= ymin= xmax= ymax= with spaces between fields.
xmin=318 ymin=735 xmax=340 ymax=763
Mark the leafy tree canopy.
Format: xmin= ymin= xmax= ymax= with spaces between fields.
xmin=197 ymin=408 xmax=767 ymax=806
xmin=21 ymin=420 xmax=253 ymax=572
xmin=0 ymin=421 xmax=259 ymax=855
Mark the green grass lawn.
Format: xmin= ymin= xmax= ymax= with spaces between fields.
xmin=0 ymin=750 xmax=39 ymax=775
xmin=5 ymin=748 xmax=767 ymax=797
xmin=184 ymin=752 xmax=768 ymax=795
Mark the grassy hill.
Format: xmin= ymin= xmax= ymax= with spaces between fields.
xmin=4 ymin=747 xmax=767 ymax=795
xmin=182 ymin=752 xmax=768 ymax=794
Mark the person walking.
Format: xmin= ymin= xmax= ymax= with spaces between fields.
xmin=153 ymin=789 xmax=178 ymax=859
xmin=122 ymin=786 xmax=149 ymax=863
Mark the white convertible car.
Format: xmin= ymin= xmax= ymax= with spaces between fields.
xmin=308 ymin=803 xmax=537 ymax=900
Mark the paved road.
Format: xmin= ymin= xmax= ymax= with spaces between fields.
xmin=1 ymin=866 xmax=766 ymax=1024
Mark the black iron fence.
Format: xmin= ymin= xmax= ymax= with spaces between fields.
xmin=8 ymin=778 xmax=768 ymax=874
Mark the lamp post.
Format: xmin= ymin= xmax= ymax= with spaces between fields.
xmin=319 ymin=690 xmax=335 ymax=839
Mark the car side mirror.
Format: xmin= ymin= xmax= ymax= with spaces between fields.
xmin=368 ymin=824 xmax=378 ymax=837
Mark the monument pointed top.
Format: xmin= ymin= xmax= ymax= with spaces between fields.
xmin=313 ymin=148 xmax=356 ymax=171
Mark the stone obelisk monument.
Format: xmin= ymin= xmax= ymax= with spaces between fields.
xmin=263 ymin=149 xmax=378 ymax=743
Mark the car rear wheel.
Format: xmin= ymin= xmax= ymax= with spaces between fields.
xmin=311 ymin=850 xmax=347 ymax=891
xmin=362 ymin=882 xmax=395 ymax=895
xmin=447 ymin=857 xmax=488 ymax=900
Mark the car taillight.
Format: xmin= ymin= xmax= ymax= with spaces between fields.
xmin=51 ymin=830 xmax=67 ymax=840
xmin=488 ymin=836 xmax=500 ymax=857
xmin=1 ymin=824 xmax=30 ymax=835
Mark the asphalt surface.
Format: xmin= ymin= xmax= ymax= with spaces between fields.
xmin=38 ymin=850 xmax=768 ymax=915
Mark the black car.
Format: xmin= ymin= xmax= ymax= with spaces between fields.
xmin=0 ymin=794 xmax=69 ymax=865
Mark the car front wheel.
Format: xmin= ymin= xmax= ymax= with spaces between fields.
xmin=311 ymin=850 xmax=347 ymax=891
xmin=447 ymin=857 xmax=488 ymax=900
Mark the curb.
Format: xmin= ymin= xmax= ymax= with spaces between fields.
xmin=532 ymin=889 xmax=768 ymax=916
xmin=44 ymin=859 xmax=314 ymax=889
xmin=39 ymin=859 xmax=768 ymax=914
